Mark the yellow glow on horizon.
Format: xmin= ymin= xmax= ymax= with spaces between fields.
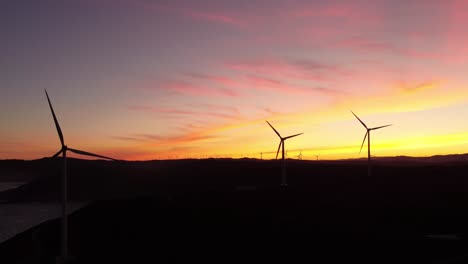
xmin=119 ymin=130 xmax=468 ymax=161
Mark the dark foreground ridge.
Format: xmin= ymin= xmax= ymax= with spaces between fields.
xmin=1 ymin=157 xmax=468 ymax=263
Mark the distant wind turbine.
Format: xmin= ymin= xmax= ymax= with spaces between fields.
xmin=297 ymin=150 xmax=303 ymax=160
xmin=45 ymin=90 xmax=118 ymax=261
xmin=351 ymin=111 xmax=391 ymax=176
xmin=266 ymin=121 xmax=303 ymax=187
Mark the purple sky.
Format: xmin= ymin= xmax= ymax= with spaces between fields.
xmin=2 ymin=0 xmax=468 ymax=160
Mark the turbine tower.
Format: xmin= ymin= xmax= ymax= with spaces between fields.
xmin=45 ymin=90 xmax=118 ymax=262
xmin=266 ymin=121 xmax=303 ymax=187
xmin=351 ymin=111 xmax=391 ymax=176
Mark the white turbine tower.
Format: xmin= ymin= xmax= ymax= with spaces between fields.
xmin=351 ymin=111 xmax=391 ymax=176
xmin=45 ymin=90 xmax=118 ymax=262
xmin=266 ymin=121 xmax=303 ymax=187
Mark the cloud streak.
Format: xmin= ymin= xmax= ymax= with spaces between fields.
xmin=113 ymin=131 xmax=220 ymax=146
xmin=183 ymin=72 xmax=239 ymax=86
xmin=245 ymin=75 xmax=337 ymax=95
xmin=162 ymin=81 xmax=239 ymax=97
xmin=397 ymin=81 xmax=439 ymax=94
xmin=227 ymin=58 xmax=350 ymax=82
xmin=128 ymin=105 xmax=242 ymax=121
xmin=187 ymin=10 xmax=247 ymax=28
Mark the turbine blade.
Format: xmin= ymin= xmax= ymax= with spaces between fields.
xmin=351 ymin=111 xmax=368 ymax=129
xmin=52 ymin=149 xmax=63 ymax=158
xmin=284 ymin=133 xmax=303 ymax=140
xmin=371 ymin=124 xmax=392 ymax=130
xmin=276 ymin=140 xmax=282 ymax=159
xmin=266 ymin=120 xmax=281 ymax=138
xmin=68 ymin=148 xmax=118 ymax=161
xmin=360 ymin=131 xmax=368 ymax=154
xmin=45 ymin=90 xmax=65 ymax=147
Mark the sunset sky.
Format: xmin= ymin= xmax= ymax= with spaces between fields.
xmin=2 ymin=0 xmax=468 ymax=160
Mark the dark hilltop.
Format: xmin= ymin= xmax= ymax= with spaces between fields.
xmin=1 ymin=155 xmax=468 ymax=263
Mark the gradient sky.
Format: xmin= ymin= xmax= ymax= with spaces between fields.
xmin=2 ymin=0 xmax=468 ymax=160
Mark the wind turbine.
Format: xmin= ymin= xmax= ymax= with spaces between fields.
xmin=351 ymin=111 xmax=391 ymax=176
xmin=266 ymin=121 xmax=303 ymax=187
xmin=297 ymin=150 xmax=303 ymax=160
xmin=45 ymin=90 xmax=118 ymax=262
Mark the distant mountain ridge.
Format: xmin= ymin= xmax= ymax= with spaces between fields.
xmin=3 ymin=153 xmax=468 ymax=163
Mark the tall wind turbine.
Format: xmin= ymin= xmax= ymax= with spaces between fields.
xmin=266 ymin=121 xmax=303 ymax=187
xmin=45 ymin=90 xmax=118 ymax=262
xmin=351 ymin=111 xmax=391 ymax=176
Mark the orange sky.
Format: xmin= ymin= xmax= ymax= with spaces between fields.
xmin=1 ymin=0 xmax=468 ymax=160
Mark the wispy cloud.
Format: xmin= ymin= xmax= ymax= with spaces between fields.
xmin=292 ymin=4 xmax=359 ymax=19
xmin=111 ymin=136 xmax=142 ymax=142
xmin=119 ymin=1 xmax=247 ymax=28
xmin=111 ymin=133 xmax=166 ymax=142
xmin=187 ymin=10 xmax=247 ymax=28
xmin=245 ymin=75 xmax=329 ymax=94
xmin=336 ymin=36 xmax=440 ymax=59
xmin=163 ymin=80 xmax=239 ymax=97
xmin=128 ymin=105 xmax=242 ymax=120
xmin=397 ymin=81 xmax=440 ymax=94
xmin=113 ymin=132 xmax=219 ymax=145
xmin=227 ymin=58 xmax=348 ymax=82
xmin=263 ymin=107 xmax=279 ymax=116
xmin=187 ymin=103 xmax=239 ymax=113
xmin=183 ymin=72 xmax=238 ymax=86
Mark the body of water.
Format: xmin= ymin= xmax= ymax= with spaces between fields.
xmin=0 ymin=182 xmax=25 ymax=192
xmin=0 ymin=202 xmax=86 ymax=244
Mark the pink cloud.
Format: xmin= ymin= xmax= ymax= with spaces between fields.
xmin=290 ymin=2 xmax=382 ymax=29
xmin=114 ymin=1 xmax=248 ymax=28
xmin=128 ymin=105 xmax=241 ymax=121
xmin=113 ymin=132 xmax=219 ymax=145
xmin=184 ymin=72 xmax=239 ymax=86
xmin=246 ymin=75 xmax=282 ymax=87
xmin=164 ymin=81 xmax=239 ymax=97
xmin=336 ymin=36 xmax=442 ymax=59
xmin=227 ymin=58 xmax=346 ymax=82
xmin=187 ymin=103 xmax=239 ymax=113
xmin=293 ymin=5 xmax=357 ymax=18
xmin=188 ymin=10 xmax=247 ymax=28
xmin=245 ymin=75 xmax=339 ymax=95
xmin=263 ymin=107 xmax=279 ymax=115
xmin=430 ymin=0 xmax=468 ymax=63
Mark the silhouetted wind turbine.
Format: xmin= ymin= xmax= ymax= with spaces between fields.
xmin=297 ymin=150 xmax=303 ymax=160
xmin=266 ymin=121 xmax=303 ymax=187
xmin=45 ymin=90 xmax=118 ymax=262
xmin=351 ymin=111 xmax=391 ymax=176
